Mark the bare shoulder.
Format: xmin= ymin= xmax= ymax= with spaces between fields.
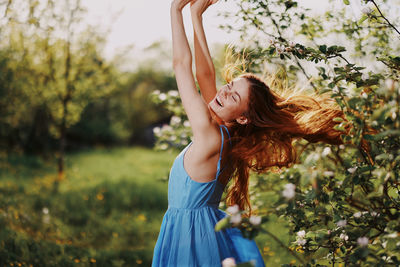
xmin=191 ymin=121 xmax=221 ymax=158
xmin=183 ymin=122 xmax=223 ymax=183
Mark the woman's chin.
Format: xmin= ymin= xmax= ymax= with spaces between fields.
xmin=208 ymin=105 xmax=224 ymax=124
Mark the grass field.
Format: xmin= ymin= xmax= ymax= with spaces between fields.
xmin=0 ymin=147 xmax=295 ymax=266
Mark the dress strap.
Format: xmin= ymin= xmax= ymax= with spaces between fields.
xmin=216 ymin=125 xmax=231 ymax=179
xmin=220 ymin=125 xmax=232 ymax=147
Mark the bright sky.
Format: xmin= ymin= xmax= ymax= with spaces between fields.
xmin=80 ymin=0 xmax=381 ymax=64
xmin=82 ymin=0 xmax=240 ymax=59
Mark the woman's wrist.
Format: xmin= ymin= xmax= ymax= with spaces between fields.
xmin=171 ymin=1 xmax=184 ymax=12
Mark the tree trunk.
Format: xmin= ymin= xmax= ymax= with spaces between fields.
xmin=55 ymin=36 xmax=71 ymax=191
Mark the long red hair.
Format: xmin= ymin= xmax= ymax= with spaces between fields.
xmin=219 ymin=73 xmax=374 ymax=216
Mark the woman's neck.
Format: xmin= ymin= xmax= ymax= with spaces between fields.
xmin=208 ymin=105 xmax=225 ymax=125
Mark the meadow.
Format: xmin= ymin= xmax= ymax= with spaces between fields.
xmin=0 ymin=147 xmax=293 ymax=266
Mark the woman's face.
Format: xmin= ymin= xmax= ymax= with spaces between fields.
xmin=208 ymin=77 xmax=250 ymax=124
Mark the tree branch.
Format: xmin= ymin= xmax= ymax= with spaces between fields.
xmin=370 ymin=0 xmax=400 ymax=36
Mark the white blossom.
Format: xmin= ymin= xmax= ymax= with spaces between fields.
xmin=361 ymin=7 xmax=373 ymax=14
xmin=159 ymin=144 xmax=168 ymax=150
xmin=386 ymin=232 xmax=398 ymax=238
xmin=340 ymin=233 xmax=349 ymax=241
xmin=249 ymin=215 xmax=262 ymax=226
xmin=162 ymin=125 xmax=173 ymax=132
xmin=297 ymin=230 xmax=306 ymax=239
xmin=282 ymin=183 xmax=296 ymax=200
xmin=323 ymin=171 xmax=335 ymax=177
xmin=230 ymin=213 xmax=242 ymax=224
xmin=322 ymin=147 xmax=331 ymax=156
xmin=170 ymin=116 xmax=181 ymax=125
xmin=288 ymin=41 xmax=296 ymax=48
xmin=153 ymin=127 xmax=161 ymax=135
xmin=354 ymin=212 xmax=362 ymax=218
xmin=276 ymin=45 xmax=285 ymax=54
xmin=361 ymin=92 xmax=368 ymax=99
xmin=227 ymin=204 xmax=239 ymax=215
xmin=336 ymin=220 xmax=347 ymax=227
xmin=42 ymin=207 xmax=49 ymax=215
xmin=347 ymin=166 xmax=357 ymax=174
xmin=296 ymin=238 xmax=307 ymax=246
xmin=183 ymin=120 xmax=191 ymax=128
xmin=357 ymin=237 xmax=369 ymax=247
xmin=158 ymin=93 xmax=167 ymax=101
xmin=370 ymin=211 xmax=379 ymax=217
xmin=385 ymin=79 xmax=394 ymax=89
xmin=168 ymin=90 xmax=179 ymax=97
xmin=222 ymin=257 xmax=237 ymax=267
xmin=339 ymin=144 xmax=345 ymax=150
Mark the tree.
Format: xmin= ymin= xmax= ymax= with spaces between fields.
xmin=0 ymin=0 xmax=119 ymax=185
xmin=154 ymin=0 xmax=400 ymax=265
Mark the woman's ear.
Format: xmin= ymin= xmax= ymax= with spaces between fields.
xmin=236 ymin=116 xmax=249 ymax=125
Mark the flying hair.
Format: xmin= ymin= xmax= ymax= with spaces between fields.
xmin=218 ymin=46 xmax=375 ymax=216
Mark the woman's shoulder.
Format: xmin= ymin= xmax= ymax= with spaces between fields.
xmin=190 ymin=122 xmax=222 ymax=158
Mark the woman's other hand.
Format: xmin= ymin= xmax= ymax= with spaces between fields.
xmin=190 ymin=0 xmax=218 ymax=16
xmin=171 ymin=0 xmax=193 ymax=11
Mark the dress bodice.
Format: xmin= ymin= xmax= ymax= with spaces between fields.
xmin=152 ymin=125 xmax=265 ymax=267
xmin=167 ymin=125 xmax=230 ymax=210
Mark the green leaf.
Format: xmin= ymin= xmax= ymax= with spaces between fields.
xmin=215 ymin=217 xmax=230 ymax=232
xmin=363 ymin=134 xmax=375 ymax=141
xmin=343 ymin=0 xmax=350 ymax=5
xmin=333 ymin=125 xmax=346 ymax=132
xmin=359 ymin=15 xmax=368 ymax=24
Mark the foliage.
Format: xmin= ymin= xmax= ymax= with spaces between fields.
xmin=0 ymin=147 xmax=175 ymax=266
xmin=0 ymin=0 xmax=118 ymax=156
xmin=153 ymin=0 xmax=400 ymax=265
xmin=0 ymin=1 xmax=176 ymax=154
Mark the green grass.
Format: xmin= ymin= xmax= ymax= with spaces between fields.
xmin=0 ymin=147 xmax=294 ymax=266
xmin=0 ymin=147 xmax=176 ymax=267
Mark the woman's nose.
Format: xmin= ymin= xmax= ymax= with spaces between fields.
xmin=222 ymin=88 xmax=230 ymax=97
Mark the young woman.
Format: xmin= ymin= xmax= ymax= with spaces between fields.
xmin=152 ymin=0 xmax=373 ymax=266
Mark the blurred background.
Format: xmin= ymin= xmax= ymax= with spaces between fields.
xmin=1 ymin=0 xmax=399 ymax=266
xmin=0 ymin=1 xmax=243 ymax=266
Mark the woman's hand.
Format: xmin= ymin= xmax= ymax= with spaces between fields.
xmin=171 ymin=0 xmax=193 ymax=12
xmin=190 ymin=0 xmax=218 ymax=16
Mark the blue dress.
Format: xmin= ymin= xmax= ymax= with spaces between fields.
xmin=152 ymin=125 xmax=265 ymax=267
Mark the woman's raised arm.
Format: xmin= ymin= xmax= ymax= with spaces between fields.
xmin=170 ymin=0 xmax=219 ymax=144
xmin=190 ymin=0 xmax=218 ymax=104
